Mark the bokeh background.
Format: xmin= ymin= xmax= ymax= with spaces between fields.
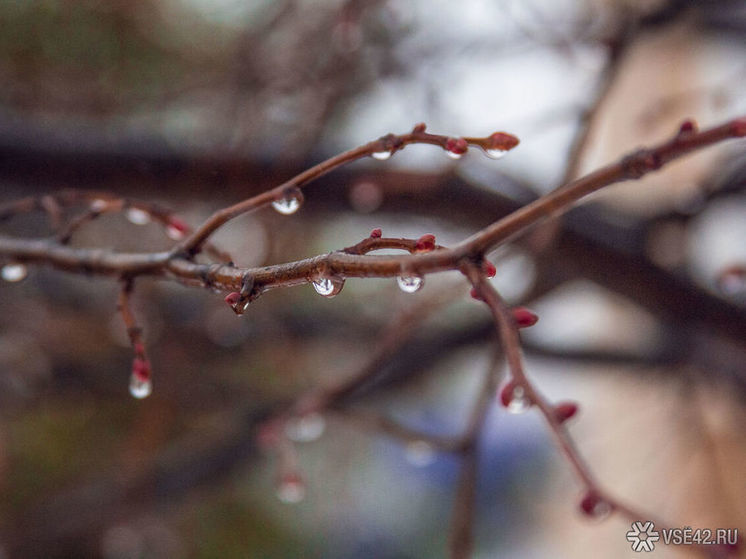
xmin=1 ymin=1 xmax=745 ymax=557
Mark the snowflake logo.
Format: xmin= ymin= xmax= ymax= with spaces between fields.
xmin=626 ymin=521 xmax=660 ymax=552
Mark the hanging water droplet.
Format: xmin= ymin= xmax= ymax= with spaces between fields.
xmin=405 ymin=440 xmax=436 ymax=467
xmin=285 ymin=413 xmax=326 ymax=442
xmin=371 ymin=150 xmax=392 ymax=161
xmin=504 ymin=385 xmax=530 ymax=414
xmin=271 ymin=189 xmax=303 ymax=215
xmin=126 ymin=208 xmax=150 ymax=225
xmin=718 ymin=267 xmax=746 ymax=295
xmin=312 ymin=277 xmax=344 ymax=298
xmin=397 ymin=275 xmax=424 ymax=293
xmin=90 ymin=198 xmax=108 ymax=212
xmin=276 ymin=475 xmax=306 ymax=504
xmin=485 ymin=148 xmax=508 ymax=160
xmin=446 ymin=150 xmax=463 ymax=160
xmin=166 ymin=224 xmax=185 ymax=240
xmin=1 ymin=263 xmax=27 ymax=282
xmin=579 ymin=492 xmax=612 ymax=519
xmin=129 ymin=373 xmax=152 ymax=399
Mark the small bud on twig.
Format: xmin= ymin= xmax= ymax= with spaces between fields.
xmin=511 ymin=307 xmax=538 ymax=328
xmin=482 ymin=260 xmax=497 ymax=278
xmin=415 ymin=234 xmax=436 ymax=252
xmin=553 ymin=401 xmax=579 ymax=423
xmin=370 ymin=228 xmax=382 ymax=238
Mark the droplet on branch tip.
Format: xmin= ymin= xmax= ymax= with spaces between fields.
xmin=224 ymin=291 xmax=249 ymax=315
xmin=371 ymin=149 xmax=392 ymax=161
xmin=499 ymin=380 xmax=531 ymax=413
xmin=166 ymin=218 xmax=189 ymax=240
xmin=397 ymin=275 xmax=424 ymax=293
xmin=312 ymin=277 xmax=344 ymax=298
xmin=1 ymin=263 xmax=28 ymax=282
xmin=579 ymin=492 xmax=612 ymax=519
xmin=276 ymin=473 xmax=306 ymax=504
xmin=445 ymin=137 xmax=468 ymax=160
xmin=126 ymin=208 xmax=150 ymax=225
xmin=285 ymin=413 xmax=326 ymax=442
xmin=272 ymin=188 xmax=304 ymax=215
xmin=129 ymin=358 xmax=152 ymax=399
xmin=717 ymin=266 xmax=746 ymax=296
xmin=482 ymin=260 xmax=497 ymax=278
xmin=405 ymin=440 xmax=436 ymax=467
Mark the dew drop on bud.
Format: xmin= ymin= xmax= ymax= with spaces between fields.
xmin=285 ymin=413 xmax=326 ymax=442
xmin=579 ymin=492 xmax=612 ymax=519
xmin=405 ymin=440 xmax=436 ymax=467
xmin=90 ymin=198 xmax=108 ymax=211
xmin=445 ymin=137 xmax=468 ymax=160
xmin=129 ymin=373 xmax=152 ymax=399
xmin=717 ymin=267 xmax=746 ymax=296
xmin=126 ymin=208 xmax=151 ymax=225
xmin=312 ymin=277 xmax=344 ymax=298
xmin=482 ymin=260 xmax=497 ymax=278
xmin=397 ymin=275 xmax=424 ymax=293
xmin=499 ymin=381 xmax=531 ymax=414
xmin=371 ymin=150 xmax=392 ymax=161
xmin=166 ymin=219 xmax=188 ymax=240
xmin=1 ymin=263 xmax=28 ymax=282
xmin=485 ymin=148 xmax=508 ymax=160
xmin=276 ymin=474 xmax=306 ymax=504
xmin=271 ymin=195 xmax=302 ymax=215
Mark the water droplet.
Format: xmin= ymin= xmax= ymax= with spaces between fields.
xmin=271 ymin=194 xmax=302 ymax=215
xmin=129 ymin=374 xmax=152 ymax=399
xmin=718 ymin=267 xmax=746 ymax=295
xmin=371 ymin=150 xmax=392 ymax=161
xmin=579 ymin=492 xmax=612 ymax=519
xmin=485 ymin=148 xmax=508 ymax=160
xmin=312 ymin=277 xmax=344 ymax=298
xmin=405 ymin=440 xmax=436 ymax=467
xmin=446 ymin=150 xmax=463 ymax=160
xmin=276 ymin=475 xmax=306 ymax=504
xmin=126 ymin=208 xmax=150 ymax=225
xmin=1 ymin=263 xmax=27 ymax=282
xmin=90 ymin=199 xmax=108 ymax=212
xmin=166 ymin=224 xmax=185 ymax=240
xmin=285 ymin=413 xmax=326 ymax=442
xmin=397 ymin=275 xmax=424 ymax=293
xmin=501 ymin=383 xmax=530 ymax=414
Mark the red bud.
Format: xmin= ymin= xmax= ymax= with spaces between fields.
xmin=512 ymin=307 xmax=538 ymax=328
xmin=370 ymin=228 xmax=382 ymax=238
xmin=415 ymin=234 xmax=436 ymax=252
xmin=224 ymin=292 xmax=241 ymax=306
xmin=554 ymin=402 xmax=579 ymax=423
xmin=469 ymin=287 xmax=483 ymax=301
xmin=678 ymin=120 xmax=697 ymax=134
xmin=579 ymin=491 xmax=611 ymax=518
xmin=132 ymin=357 xmax=151 ymax=382
xmin=487 ymin=132 xmax=520 ymax=151
xmin=482 ymin=260 xmax=496 ymax=278
xmin=412 ymin=123 xmax=427 ymax=134
xmin=445 ymin=137 xmax=468 ymax=155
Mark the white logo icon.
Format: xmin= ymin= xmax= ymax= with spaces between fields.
xmin=627 ymin=521 xmax=660 ymax=552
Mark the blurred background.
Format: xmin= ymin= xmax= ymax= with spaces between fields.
xmin=1 ymin=0 xmax=745 ymax=557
